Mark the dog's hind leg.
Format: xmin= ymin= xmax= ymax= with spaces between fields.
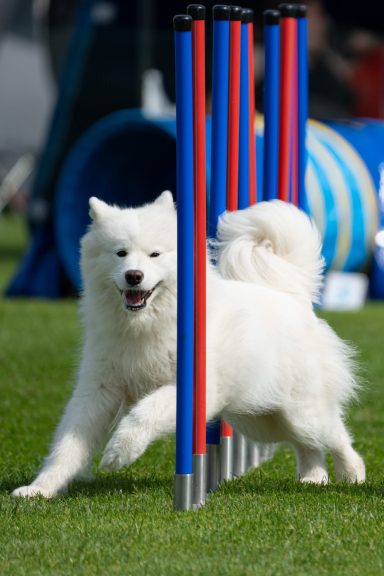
xmin=327 ymin=420 xmax=365 ymax=483
xmin=293 ymin=444 xmax=329 ymax=484
xmin=100 ymin=384 xmax=177 ymax=471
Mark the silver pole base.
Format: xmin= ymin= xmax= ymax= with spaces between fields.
xmin=207 ymin=443 xmax=220 ymax=493
xmin=193 ymin=453 xmax=207 ymax=508
xmin=220 ymin=435 xmax=233 ymax=482
xmin=247 ymin=439 xmax=261 ymax=470
xmin=174 ymin=474 xmax=193 ymax=511
xmin=259 ymin=442 xmax=277 ymax=465
xmin=233 ymin=430 xmax=247 ymax=477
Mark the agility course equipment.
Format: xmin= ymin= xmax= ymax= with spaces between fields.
xmin=171 ymin=2 xmax=382 ymax=510
xmin=173 ymin=2 xmax=307 ymax=510
xmin=174 ymin=3 xmax=264 ymax=509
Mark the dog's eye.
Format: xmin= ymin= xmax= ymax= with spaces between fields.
xmin=149 ymin=251 xmax=160 ymax=258
xmin=116 ymin=250 xmax=128 ymax=258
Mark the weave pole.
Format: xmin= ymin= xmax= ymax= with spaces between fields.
xmin=277 ymin=3 xmax=296 ymax=202
xmin=207 ymin=4 xmax=230 ymax=493
xmin=296 ymin=4 xmax=308 ymax=211
xmin=247 ymin=9 xmax=257 ymax=205
xmin=291 ymin=12 xmax=298 ymax=205
xmin=209 ymin=4 xmax=230 ymax=238
xmin=173 ymin=14 xmax=195 ymax=511
xmin=238 ymin=9 xmax=250 ymax=210
xmin=263 ymin=10 xmax=280 ymax=200
xmin=187 ymin=3 xmax=207 ymax=508
xmin=226 ymin=5 xmax=242 ymax=211
xmin=220 ymin=4 xmax=243 ymax=483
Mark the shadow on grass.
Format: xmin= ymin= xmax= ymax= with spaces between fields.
xmin=210 ymin=472 xmax=384 ymax=498
xmin=2 ymin=467 xmax=383 ymax=501
xmin=0 ymin=472 xmax=173 ymax=499
xmin=70 ymin=473 xmax=173 ymax=498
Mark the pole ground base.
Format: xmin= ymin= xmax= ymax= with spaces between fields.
xmin=174 ymin=474 xmax=194 ymax=510
xmin=193 ymin=453 xmax=207 ymax=508
xmin=207 ymin=443 xmax=220 ymax=492
xmin=233 ymin=430 xmax=247 ymax=477
xmin=220 ymin=435 xmax=233 ymax=482
xmin=247 ymin=439 xmax=260 ymax=470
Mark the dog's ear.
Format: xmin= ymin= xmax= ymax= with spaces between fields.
xmin=89 ymin=197 xmax=112 ymax=221
xmin=154 ymin=190 xmax=175 ymax=210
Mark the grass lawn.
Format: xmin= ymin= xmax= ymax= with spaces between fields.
xmin=1 ymin=212 xmax=384 ymax=576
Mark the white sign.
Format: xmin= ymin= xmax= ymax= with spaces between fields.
xmin=321 ymin=271 xmax=368 ymax=311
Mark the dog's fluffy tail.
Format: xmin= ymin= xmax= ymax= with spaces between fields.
xmin=216 ymin=200 xmax=324 ymax=304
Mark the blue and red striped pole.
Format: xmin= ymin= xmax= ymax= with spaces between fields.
xmin=187 ymin=3 xmax=207 ymax=508
xmin=173 ymin=13 xmax=195 ymax=511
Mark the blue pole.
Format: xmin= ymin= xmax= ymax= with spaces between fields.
xmin=296 ymin=5 xmax=309 ymax=212
xmin=209 ymin=5 xmax=230 ymax=237
xmin=238 ymin=17 xmax=249 ymax=210
xmin=263 ymin=10 xmax=281 ymax=201
xmin=173 ymin=15 xmax=194 ymax=510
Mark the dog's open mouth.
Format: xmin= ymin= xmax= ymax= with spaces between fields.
xmin=120 ymin=286 xmax=158 ymax=311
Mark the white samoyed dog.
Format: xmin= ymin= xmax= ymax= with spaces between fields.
xmin=13 ymin=192 xmax=365 ymax=498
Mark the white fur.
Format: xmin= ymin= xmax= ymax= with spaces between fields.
xmin=13 ymin=195 xmax=365 ymax=498
xmin=216 ymin=199 xmax=324 ymax=304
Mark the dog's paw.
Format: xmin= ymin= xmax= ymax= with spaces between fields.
xmin=100 ymin=430 xmax=148 ymax=472
xmin=99 ymin=438 xmax=137 ymax=471
xmin=99 ymin=446 xmax=124 ymax=471
xmin=299 ymin=473 xmax=329 ymax=485
xmin=12 ymin=485 xmax=57 ymax=499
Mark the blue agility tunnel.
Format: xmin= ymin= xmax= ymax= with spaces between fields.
xmin=6 ymin=109 xmax=384 ymax=296
xmin=54 ymin=109 xmax=178 ymax=291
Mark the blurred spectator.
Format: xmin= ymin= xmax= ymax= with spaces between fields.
xmin=348 ymin=31 xmax=384 ymax=118
xmin=307 ymin=0 xmax=355 ymax=118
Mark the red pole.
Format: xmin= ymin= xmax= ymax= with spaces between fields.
xmin=247 ymin=20 xmax=257 ymax=205
xmin=221 ymin=420 xmax=233 ymax=438
xmin=190 ymin=10 xmax=207 ymax=457
xmin=226 ymin=8 xmax=242 ymax=211
xmin=278 ymin=4 xmax=296 ymax=202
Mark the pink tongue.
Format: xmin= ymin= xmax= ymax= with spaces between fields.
xmin=125 ymin=291 xmax=143 ymax=305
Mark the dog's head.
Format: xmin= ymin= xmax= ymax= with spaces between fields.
xmin=80 ymin=191 xmax=177 ymax=314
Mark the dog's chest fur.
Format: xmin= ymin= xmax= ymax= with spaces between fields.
xmin=92 ymin=316 xmax=177 ymax=402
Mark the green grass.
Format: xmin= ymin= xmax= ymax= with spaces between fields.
xmin=1 ymin=213 xmax=384 ymax=575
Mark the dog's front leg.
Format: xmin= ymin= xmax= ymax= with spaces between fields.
xmin=13 ymin=383 xmax=120 ymax=498
xmin=100 ymin=384 xmax=176 ymax=471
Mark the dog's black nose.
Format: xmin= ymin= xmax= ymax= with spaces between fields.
xmin=125 ymin=269 xmax=144 ymax=286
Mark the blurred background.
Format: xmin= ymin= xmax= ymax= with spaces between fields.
xmin=0 ymin=0 xmax=383 ymax=298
